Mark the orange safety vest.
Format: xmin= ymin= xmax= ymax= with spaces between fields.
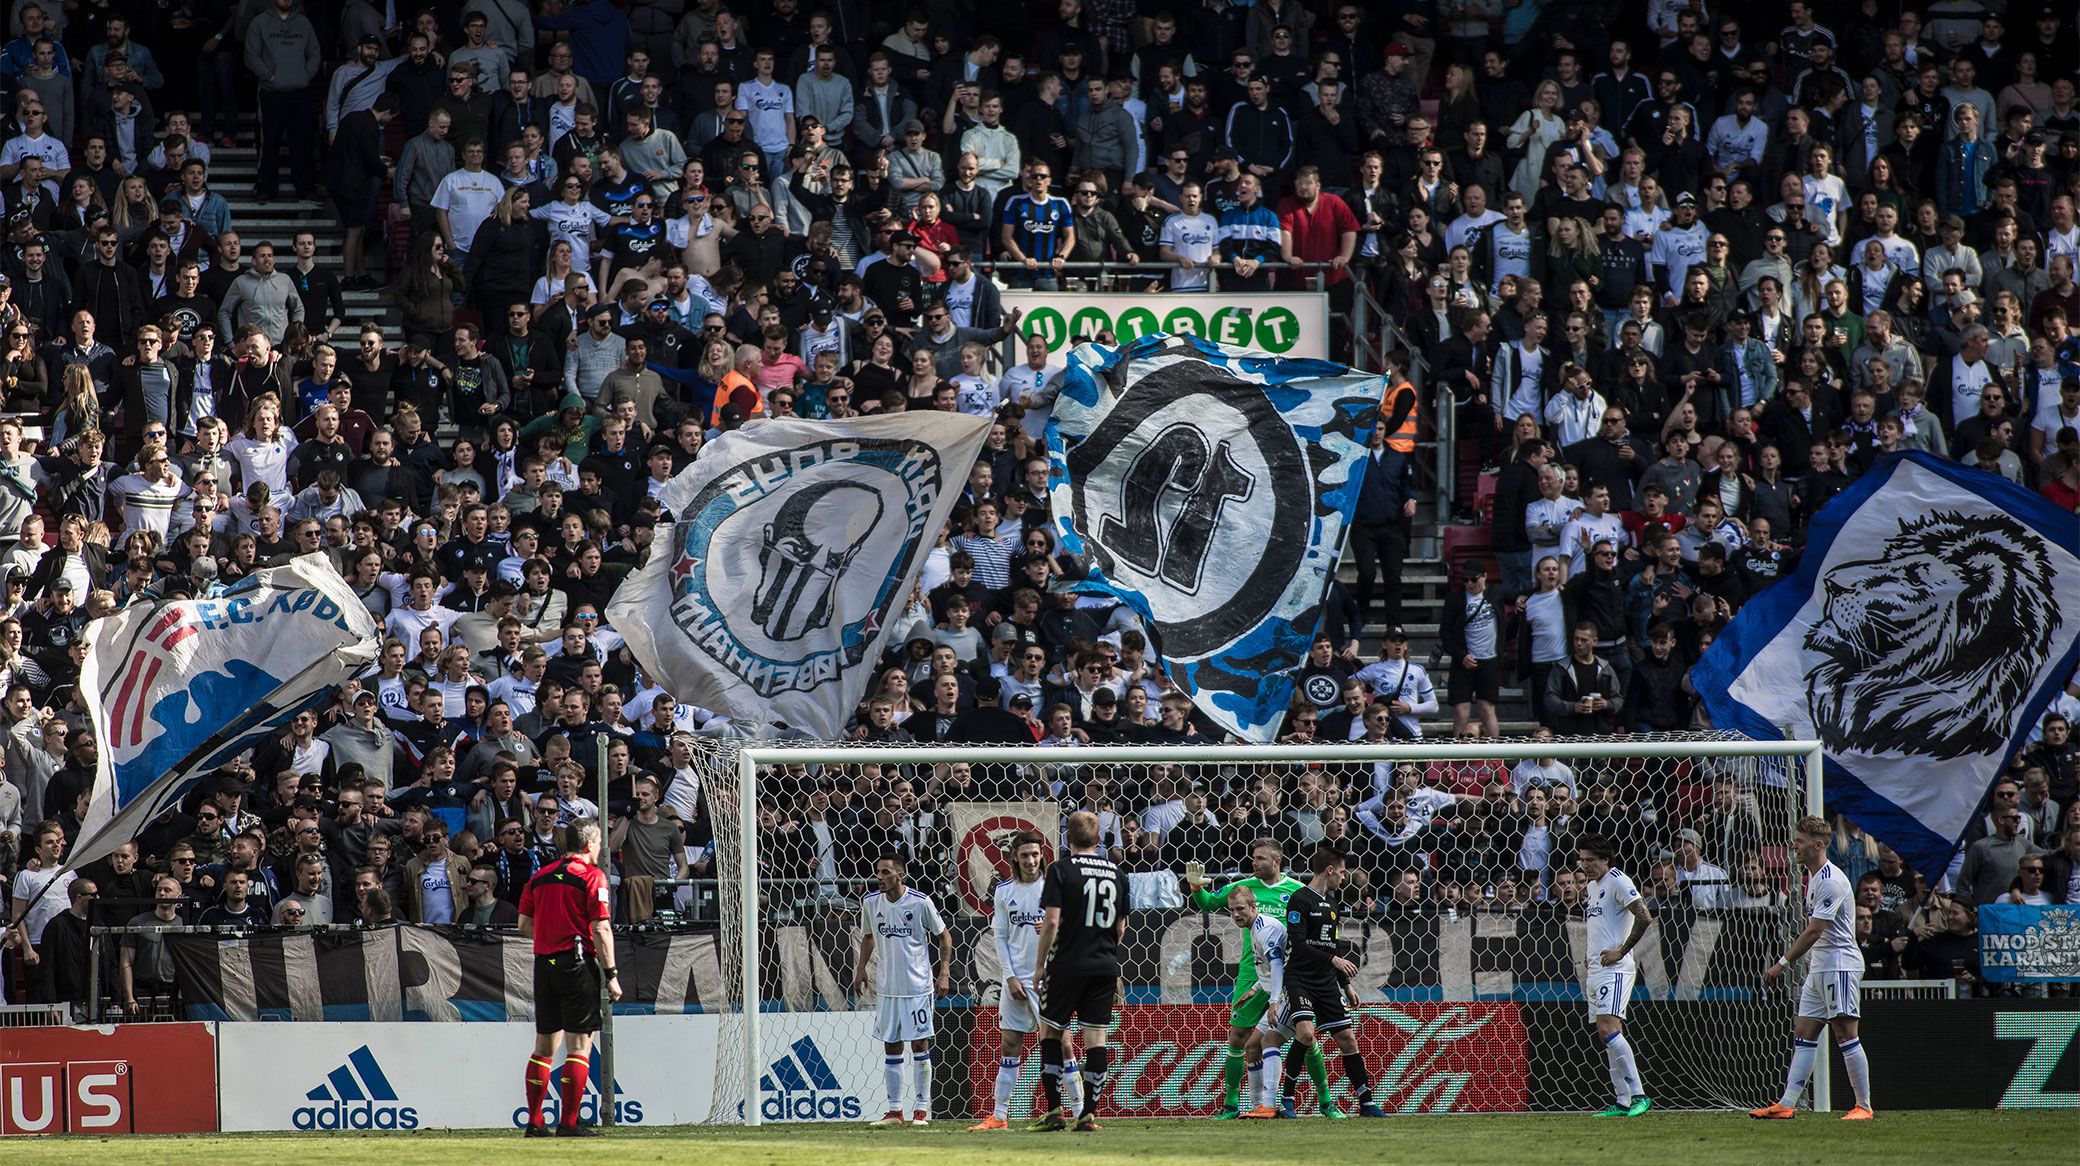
xmin=711 ymin=370 xmax=766 ymax=427
xmin=1381 ymin=376 xmax=1418 ymax=454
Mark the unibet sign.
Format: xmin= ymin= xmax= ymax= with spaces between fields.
xmin=1004 ymin=293 xmax=1328 ymax=359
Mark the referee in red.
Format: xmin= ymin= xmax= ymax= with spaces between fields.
xmin=518 ymin=817 xmax=621 ymax=1136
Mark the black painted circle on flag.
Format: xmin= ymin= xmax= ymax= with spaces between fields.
xmin=1064 ymin=360 xmax=1308 ymax=659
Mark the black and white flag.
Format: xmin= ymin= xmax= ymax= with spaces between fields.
xmin=609 ymin=414 xmax=990 ymax=737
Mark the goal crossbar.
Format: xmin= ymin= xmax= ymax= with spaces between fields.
xmin=722 ymin=735 xmax=1828 ymax=1124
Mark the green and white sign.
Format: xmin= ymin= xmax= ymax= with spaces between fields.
xmin=1004 ymin=292 xmax=1329 ymax=359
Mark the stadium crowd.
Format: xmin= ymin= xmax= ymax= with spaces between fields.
xmin=1 ymin=0 xmax=2078 ymax=1016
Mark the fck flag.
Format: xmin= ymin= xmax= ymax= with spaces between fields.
xmin=1045 ymin=333 xmax=1387 ymax=742
xmin=1694 ymin=452 xmax=2080 ymax=878
xmin=610 ymin=412 xmax=991 ymax=739
xmin=74 ymin=555 xmax=382 ymax=871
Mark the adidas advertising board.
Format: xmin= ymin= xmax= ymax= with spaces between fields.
xmin=217 ymin=1017 xmax=717 ymax=1131
xmin=742 ymin=1012 xmax=879 ymax=1122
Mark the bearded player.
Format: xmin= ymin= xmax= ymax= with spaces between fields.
xmin=1578 ymin=834 xmax=1653 ymax=1116
xmin=1184 ymin=837 xmax=1335 ymax=1117
xmin=972 ymin=831 xmax=1080 ymax=1130
xmin=854 ymin=852 xmax=952 ymax=1127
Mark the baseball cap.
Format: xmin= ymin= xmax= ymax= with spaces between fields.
xmin=897 ymin=118 xmax=925 ymax=134
xmin=1676 ymin=828 xmax=1704 ymax=847
xmin=1674 ymin=191 xmax=1698 ymax=208
xmin=1385 ymin=42 xmax=1411 ymax=59
xmin=358 ymin=33 xmax=382 ymax=47
xmin=585 ymin=303 xmax=614 ymax=320
xmin=1091 ymin=687 xmax=1118 ymax=706
xmin=1382 ymin=625 xmax=1409 ymax=641
xmin=353 ymin=689 xmax=378 ymax=705
xmin=1010 ymin=692 xmax=1035 ymax=708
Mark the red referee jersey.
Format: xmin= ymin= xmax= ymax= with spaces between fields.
xmin=519 ymin=856 xmax=610 ymax=956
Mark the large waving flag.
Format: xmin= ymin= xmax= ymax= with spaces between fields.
xmin=1695 ymin=452 xmax=2080 ymax=877
xmin=1045 ymin=333 xmax=1386 ymax=741
xmin=74 ymin=555 xmax=381 ymax=871
xmin=609 ymin=412 xmax=991 ymax=739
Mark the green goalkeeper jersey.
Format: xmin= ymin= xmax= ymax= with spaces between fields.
xmin=1189 ymin=875 xmax=1305 ymax=1002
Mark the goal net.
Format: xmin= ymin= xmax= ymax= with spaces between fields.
xmin=686 ymin=731 xmax=1821 ymax=1124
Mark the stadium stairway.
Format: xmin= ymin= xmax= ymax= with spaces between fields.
xmin=209 ymin=134 xmax=1527 ymax=733
xmin=204 ymin=131 xmax=404 ymax=342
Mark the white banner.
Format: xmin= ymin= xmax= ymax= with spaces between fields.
xmin=217 ymin=1016 xmax=720 ymax=1131
xmin=610 ymin=414 xmax=990 ymax=738
xmin=73 ymin=555 xmax=381 ymax=871
xmin=1005 ymin=291 xmax=1329 ymax=359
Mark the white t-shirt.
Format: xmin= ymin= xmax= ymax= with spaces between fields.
xmin=1562 ymin=511 xmax=1629 ymax=575
xmin=11 ymin=866 xmax=75 ymax=944
xmin=951 ymin=373 xmax=995 ymax=416
xmin=1160 ymin=212 xmax=1219 ymax=291
xmin=862 ymin=886 xmax=947 ymax=997
xmin=1803 ymin=860 xmax=1860 ymax=972
xmin=431 ymin=167 xmax=507 ymax=251
xmin=992 ymin=876 xmax=1044 ymax=981
xmin=531 ymin=200 xmax=614 ymax=273
xmin=226 ymin=432 xmax=298 ymax=498
xmin=736 ymin=78 xmax=796 ymax=152
xmin=1586 ymin=868 xmax=1644 ymax=973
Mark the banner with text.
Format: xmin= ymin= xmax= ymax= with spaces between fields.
xmin=971 ymin=1002 xmax=1527 ymax=1117
xmin=1979 ymin=904 xmax=2080 ymax=982
xmin=216 ymin=1016 xmax=719 ymax=1131
xmin=0 ymin=1023 xmax=218 ymax=1136
xmin=165 ymin=925 xmax=730 ymax=1021
xmin=1007 ymin=292 xmax=1329 ymax=359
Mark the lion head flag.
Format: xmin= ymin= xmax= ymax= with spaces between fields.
xmin=1045 ymin=333 xmax=1386 ymax=741
xmin=609 ymin=412 xmax=991 ymax=738
xmin=73 ymin=555 xmax=381 ymax=872
xmin=1694 ymin=452 xmax=2080 ymax=878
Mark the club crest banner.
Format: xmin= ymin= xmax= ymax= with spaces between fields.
xmin=74 ymin=555 xmax=381 ymax=871
xmin=1694 ymin=452 xmax=2080 ymax=878
xmin=1044 ymin=333 xmax=1386 ymax=741
xmin=610 ymin=413 xmax=991 ymax=738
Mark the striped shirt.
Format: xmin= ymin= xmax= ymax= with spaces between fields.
xmin=112 ymin=473 xmax=190 ymax=539
xmin=950 ymin=530 xmax=1021 ymax=588
xmin=1002 ymin=193 xmax=1073 ymax=263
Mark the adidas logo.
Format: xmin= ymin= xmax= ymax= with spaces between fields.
xmin=509 ymin=1054 xmax=645 ymax=1127
xmin=747 ymin=1037 xmax=862 ymax=1121
xmin=294 ymin=1046 xmax=420 ymax=1130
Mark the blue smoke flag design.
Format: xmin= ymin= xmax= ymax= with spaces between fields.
xmin=1694 ymin=453 xmax=2080 ymax=878
xmin=1045 ymin=333 xmax=1386 ymax=741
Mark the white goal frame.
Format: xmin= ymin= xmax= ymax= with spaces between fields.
xmin=726 ymin=737 xmax=1828 ymax=1125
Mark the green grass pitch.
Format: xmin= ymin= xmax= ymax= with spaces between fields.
xmin=1 ymin=1112 xmax=2064 ymax=1165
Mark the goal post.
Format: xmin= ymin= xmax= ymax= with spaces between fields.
xmin=691 ymin=732 xmax=1826 ymax=1124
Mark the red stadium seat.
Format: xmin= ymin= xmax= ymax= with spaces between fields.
xmin=1474 ymin=471 xmax=1498 ymax=524
xmin=1442 ymin=524 xmax=1496 ymax=580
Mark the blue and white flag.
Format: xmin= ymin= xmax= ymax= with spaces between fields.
xmin=609 ymin=412 xmax=991 ymax=739
xmin=1045 ymin=333 xmax=1385 ymax=741
xmin=1695 ymin=452 xmax=2080 ymax=878
xmin=74 ymin=555 xmax=381 ymax=871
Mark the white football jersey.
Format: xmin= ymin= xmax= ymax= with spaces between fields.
xmin=1250 ymin=914 xmax=1289 ymax=1002
xmin=1803 ymin=861 xmax=1860 ymax=972
xmin=862 ymin=887 xmax=948 ymax=998
xmin=1586 ymin=868 xmax=1644 ymax=973
xmin=992 ymin=876 xmax=1045 ymax=981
